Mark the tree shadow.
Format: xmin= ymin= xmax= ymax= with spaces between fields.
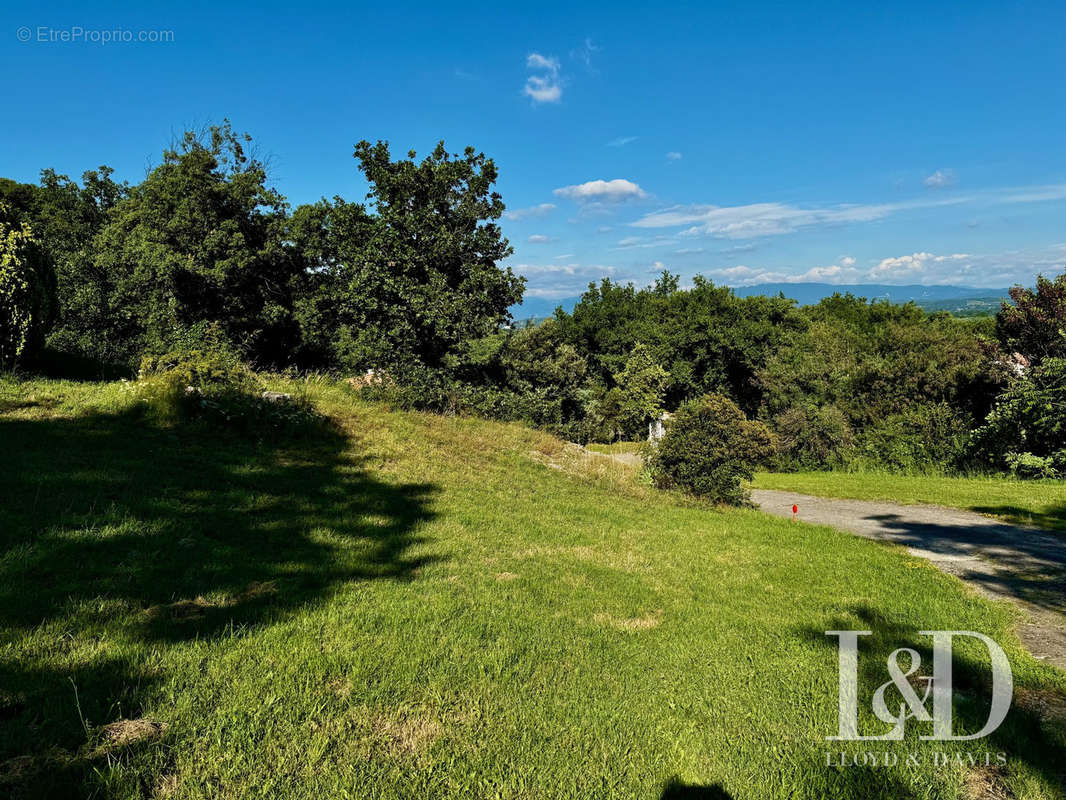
xmin=969 ymin=503 xmax=1066 ymax=535
xmin=795 ymin=604 xmax=1066 ymax=796
xmin=0 ymin=408 xmax=439 ymax=795
xmin=659 ymin=778 xmax=733 ymax=799
xmin=861 ymin=513 xmax=1066 ymax=614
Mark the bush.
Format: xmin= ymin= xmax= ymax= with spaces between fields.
xmin=970 ymin=357 xmax=1066 ymax=474
xmin=0 ymin=209 xmax=56 ymax=370
xmin=853 ymin=403 xmax=970 ymax=474
xmin=646 ymin=393 xmax=775 ymax=505
xmin=133 ymin=347 xmax=320 ymax=435
xmin=1005 ymin=452 xmax=1060 ymax=480
xmin=771 ymin=404 xmax=853 ymax=470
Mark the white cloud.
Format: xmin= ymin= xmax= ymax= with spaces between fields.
xmin=612 ymin=234 xmax=677 ymax=250
xmin=924 ymin=169 xmax=957 ymax=189
xmin=596 ymin=225 xmax=613 ymax=233
xmin=524 ymin=52 xmax=562 ymax=103
xmin=553 ymin=253 xmax=574 ymax=259
xmin=607 ymin=136 xmax=638 ymax=147
xmin=666 ymin=152 xmax=682 ymax=161
xmin=513 ymin=262 xmax=625 ymax=299
xmin=505 ymin=202 xmax=556 ymax=221
xmin=631 ymin=196 xmax=968 ymax=239
xmin=631 ymin=181 xmax=1066 ymax=241
xmin=527 ymin=53 xmax=559 ymax=72
xmin=706 ymin=260 xmax=863 ymax=286
xmin=527 ymin=234 xmax=552 ymax=243
xmin=867 ymin=252 xmax=971 ymax=280
xmin=554 ymin=178 xmax=648 ymax=203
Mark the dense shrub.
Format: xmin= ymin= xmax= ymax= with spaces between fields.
xmin=133 ymin=346 xmax=320 ymax=435
xmin=969 ymin=357 xmax=1066 ymax=477
xmin=771 ymin=404 xmax=853 ymax=471
xmin=646 ymin=393 xmax=775 ymax=505
xmin=0 ymin=209 xmax=56 ymax=370
xmin=852 ymin=403 xmax=971 ymax=474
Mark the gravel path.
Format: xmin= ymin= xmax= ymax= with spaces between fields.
xmin=752 ymin=489 xmax=1066 ymax=669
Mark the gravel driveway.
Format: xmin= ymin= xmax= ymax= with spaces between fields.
xmin=753 ymin=489 xmax=1066 ymax=669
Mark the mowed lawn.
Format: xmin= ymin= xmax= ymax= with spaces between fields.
xmin=752 ymin=471 xmax=1066 ymax=533
xmin=2 ymin=378 xmax=1065 ymax=799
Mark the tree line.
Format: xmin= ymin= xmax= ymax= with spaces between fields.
xmin=1 ymin=123 xmax=1064 ymax=478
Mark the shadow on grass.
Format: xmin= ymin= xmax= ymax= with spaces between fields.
xmin=796 ymin=605 xmax=1066 ymax=797
xmin=659 ymin=778 xmax=732 ymax=798
xmin=0 ymin=408 xmax=439 ymax=796
xmin=971 ymin=503 xmax=1066 ymax=535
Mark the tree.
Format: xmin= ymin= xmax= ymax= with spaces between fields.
xmin=87 ymin=122 xmax=301 ymax=366
xmin=614 ymin=343 xmax=668 ymax=439
xmin=996 ymin=272 xmax=1066 ymax=363
xmin=970 ymin=357 xmax=1066 ymax=477
xmin=646 ymin=393 xmax=775 ymax=505
xmin=299 ymin=141 xmax=524 ymax=373
xmin=0 ymin=207 xmax=55 ymax=369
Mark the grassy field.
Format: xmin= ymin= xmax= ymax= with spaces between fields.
xmin=2 ymin=376 xmax=1065 ymax=799
xmin=752 ymin=471 xmax=1066 ymax=533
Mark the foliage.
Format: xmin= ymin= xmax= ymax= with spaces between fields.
xmin=996 ymin=272 xmax=1066 ymax=363
xmin=758 ymin=294 xmax=1001 ymax=431
xmin=296 ymin=141 xmax=524 ymax=372
xmin=970 ymin=357 xmax=1066 ymax=477
xmin=87 ymin=123 xmax=301 ymax=368
xmin=646 ymin=393 xmax=775 ymax=504
xmin=556 ymin=272 xmax=804 ymax=414
xmin=134 ymin=341 xmax=320 ymax=434
xmin=852 ymin=402 xmax=971 ymax=474
xmin=614 ymin=343 xmax=669 ymax=439
xmin=0 ymin=207 xmax=55 ymax=369
xmin=771 ymin=404 xmax=853 ymax=471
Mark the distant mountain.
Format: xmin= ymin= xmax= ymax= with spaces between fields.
xmin=510 ymin=283 xmax=1010 ymax=321
xmin=729 ymin=283 xmax=1010 ymax=308
xmin=510 ymin=295 xmax=583 ymax=322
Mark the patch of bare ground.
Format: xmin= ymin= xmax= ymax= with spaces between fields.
xmin=495 ymin=571 xmax=518 ymax=581
xmin=963 ymin=766 xmax=1015 ymax=800
xmin=1015 ymin=686 xmax=1066 ymax=725
xmin=98 ymin=718 xmax=166 ymax=750
xmin=145 ymin=580 xmax=277 ymax=622
xmin=373 ymin=713 xmax=441 ymax=757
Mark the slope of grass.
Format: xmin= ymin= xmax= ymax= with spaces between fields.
xmin=1 ymin=375 xmax=1064 ymax=799
xmin=752 ymin=471 xmax=1066 ymax=533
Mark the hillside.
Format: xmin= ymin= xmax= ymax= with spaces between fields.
xmin=1 ymin=376 xmax=1064 ymax=799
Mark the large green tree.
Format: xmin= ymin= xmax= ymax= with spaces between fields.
xmin=296 ymin=141 xmax=524 ymax=372
xmin=996 ymin=272 xmax=1066 ymax=364
xmin=87 ymin=123 xmax=301 ymax=366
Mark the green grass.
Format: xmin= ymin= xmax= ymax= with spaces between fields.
xmin=585 ymin=441 xmax=644 ymax=455
xmin=2 ymin=376 xmax=1064 ymax=799
xmin=752 ymin=471 xmax=1066 ymax=533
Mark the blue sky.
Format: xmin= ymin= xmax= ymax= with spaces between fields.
xmin=3 ymin=0 xmax=1065 ymax=300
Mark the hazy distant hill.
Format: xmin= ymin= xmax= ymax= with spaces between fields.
xmin=511 ymin=283 xmax=1010 ymax=321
